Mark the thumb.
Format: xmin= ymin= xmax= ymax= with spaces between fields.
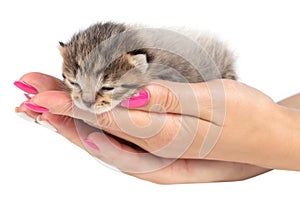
xmin=120 ymin=80 xmax=219 ymax=120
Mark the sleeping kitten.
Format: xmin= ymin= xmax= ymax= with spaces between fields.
xmin=60 ymin=22 xmax=236 ymax=114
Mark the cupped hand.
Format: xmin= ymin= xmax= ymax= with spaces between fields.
xmin=15 ymin=72 xmax=269 ymax=184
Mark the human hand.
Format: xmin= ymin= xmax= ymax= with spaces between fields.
xmin=15 ymin=72 xmax=269 ymax=184
xmin=75 ymin=78 xmax=299 ymax=171
xmin=21 ymin=71 xmax=300 ymax=171
xmin=103 ymin=79 xmax=299 ymax=171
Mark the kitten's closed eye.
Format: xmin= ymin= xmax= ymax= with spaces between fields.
xmin=101 ymin=86 xmax=114 ymax=91
xmin=68 ymin=80 xmax=81 ymax=89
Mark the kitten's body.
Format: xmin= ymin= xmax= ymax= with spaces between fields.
xmin=60 ymin=22 xmax=236 ymax=114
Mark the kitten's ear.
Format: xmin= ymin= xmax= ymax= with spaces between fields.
xmin=129 ymin=54 xmax=149 ymax=74
xmin=58 ymin=41 xmax=68 ymax=57
xmin=59 ymin=41 xmax=66 ymax=47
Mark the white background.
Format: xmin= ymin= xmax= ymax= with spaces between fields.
xmin=1 ymin=0 xmax=300 ymax=199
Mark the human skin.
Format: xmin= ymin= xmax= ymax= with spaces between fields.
xmin=15 ymin=72 xmax=300 ymax=184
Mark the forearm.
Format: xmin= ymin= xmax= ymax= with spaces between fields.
xmin=210 ymin=91 xmax=300 ymax=171
xmin=249 ymin=94 xmax=300 ymax=171
xmin=278 ymin=93 xmax=300 ymax=109
xmin=269 ymin=105 xmax=300 ymax=170
xmin=272 ymin=93 xmax=300 ymax=170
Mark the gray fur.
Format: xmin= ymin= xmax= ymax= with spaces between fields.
xmin=60 ymin=22 xmax=237 ymax=114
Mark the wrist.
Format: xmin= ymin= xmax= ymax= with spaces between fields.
xmin=263 ymin=104 xmax=300 ymax=170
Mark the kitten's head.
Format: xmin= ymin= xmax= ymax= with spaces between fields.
xmin=59 ymin=24 xmax=149 ymax=114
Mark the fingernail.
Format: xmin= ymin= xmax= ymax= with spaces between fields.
xmin=14 ymin=81 xmax=38 ymax=94
xmin=24 ymin=102 xmax=49 ymax=113
xmin=16 ymin=111 xmax=35 ymax=122
xmin=24 ymin=93 xmax=33 ymax=100
xmin=84 ymin=139 xmax=100 ymax=151
xmin=121 ymin=90 xmax=149 ymax=108
xmin=36 ymin=115 xmax=57 ymax=132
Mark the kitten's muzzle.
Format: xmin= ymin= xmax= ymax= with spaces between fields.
xmin=82 ymin=100 xmax=94 ymax=108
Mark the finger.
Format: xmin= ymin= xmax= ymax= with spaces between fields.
xmin=93 ymin=107 xmax=213 ymax=159
xmin=17 ymin=102 xmax=41 ymax=120
xmin=26 ymin=91 xmax=73 ymax=116
xmin=17 ymin=102 xmax=270 ymax=184
xmin=132 ymin=160 xmax=269 ymax=184
xmin=23 ymin=81 xmax=220 ymax=160
xmin=23 ymin=88 xmax=201 ymax=158
xmin=17 ymin=102 xmax=98 ymax=149
xmin=15 ymin=72 xmax=66 ymax=93
xmin=84 ymin=132 xmax=269 ymax=184
xmin=122 ymin=79 xmax=228 ymax=121
xmin=23 ymin=83 xmax=223 ymax=159
xmin=84 ymin=131 xmax=173 ymax=174
xmin=25 ymin=91 xmax=154 ymax=152
xmin=40 ymin=112 xmax=97 ymax=149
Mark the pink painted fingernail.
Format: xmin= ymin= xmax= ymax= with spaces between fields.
xmin=14 ymin=81 xmax=38 ymax=94
xmin=84 ymin=139 xmax=100 ymax=151
xmin=121 ymin=90 xmax=149 ymax=108
xmin=24 ymin=102 xmax=49 ymax=113
xmin=24 ymin=93 xmax=33 ymax=100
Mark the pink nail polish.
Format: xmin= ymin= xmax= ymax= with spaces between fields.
xmin=14 ymin=81 xmax=38 ymax=94
xmin=24 ymin=102 xmax=49 ymax=113
xmin=84 ymin=139 xmax=100 ymax=151
xmin=121 ymin=90 xmax=149 ymax=108
xmin=24 ymin=93 xmax=32 ymax=100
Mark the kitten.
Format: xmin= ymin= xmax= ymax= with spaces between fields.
xmin=60 ymin=22 xmax=236 ymax=114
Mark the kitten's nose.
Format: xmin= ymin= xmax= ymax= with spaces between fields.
xmin=82 ymin=100 xmax=94 ymax=108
